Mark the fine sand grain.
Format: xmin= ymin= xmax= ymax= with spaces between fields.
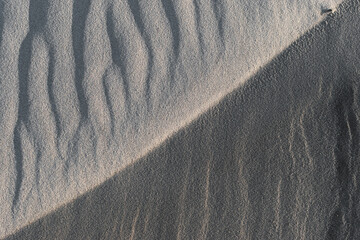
xmin=0 ymin=0 xmax=350 ymax=238
xmin=4 ymin=0 xmax=360 ymax=239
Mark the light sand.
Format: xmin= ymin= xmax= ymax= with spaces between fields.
xmin=4 ymin=0 xmax=360 ymax=239
xmin=0 ymin=0 xmax=348 ymax=238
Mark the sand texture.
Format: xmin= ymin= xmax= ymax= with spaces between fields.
xmin=1 ymin=0 xmax=357 ymax=239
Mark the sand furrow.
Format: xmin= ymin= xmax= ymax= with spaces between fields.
xmin=72 ymin=0 xmax=91 ymax=120
xmin=0 ymin=0 xmax=345 ymax=237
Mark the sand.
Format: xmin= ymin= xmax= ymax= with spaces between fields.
xmin=0 ymin=0 xmax=355 ymax=239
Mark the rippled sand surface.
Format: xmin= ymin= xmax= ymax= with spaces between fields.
xmin=1 ymin=0 xmax=356 ymax=239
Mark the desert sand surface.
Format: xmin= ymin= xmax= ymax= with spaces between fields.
xmin=1 ymin=0 xmax=357 ymax=239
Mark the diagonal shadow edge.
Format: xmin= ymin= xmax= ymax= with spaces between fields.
xmin=4 ymin=0 xmax=359 ymax=238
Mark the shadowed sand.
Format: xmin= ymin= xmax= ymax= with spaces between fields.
xmin=5 ymin=1 xmax=360 ymax=239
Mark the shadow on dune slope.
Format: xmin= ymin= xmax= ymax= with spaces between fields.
xmin=5 ymin=0 xmax=360 ymax=239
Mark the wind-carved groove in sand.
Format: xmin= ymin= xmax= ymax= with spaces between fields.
xmin=299 ymin=103 xmax=314 ymax=169
xmin=72 ymin=0 xmax=91 ymax=120
xmin=327 ymin=83 xmax=358 ymax=239
xmin=34 ymin=148 xmax=42 ymax=204
xmin=160 ymin=0 xmax=181 ymax=90
xmin=63 ymin=0 xmax=93 ymax=174
xmin=129 ymin=207 xmax=141 ymax=240
xmin=193 ymin=0 xmax=205 ymax=60
xmin=13 ymin=0 xmax=49 ymax=214
xmin=211 ymin=0 xmax=225 ymax=49
xmin=160 ymin=0 xmax=180 ymax=60
xmin=176 ymin=147 xmax=192 ymax=239
xmin=102 ymin=70 xmax=115 ymax=137
xmin=288 ymin=116 xmax=296 ymax=179
xmin=105 ymin=6 xmax=131 ymax=112
xmin=127 ymin=0 xmax=154 ymax=110
xmin=47 ymin=47 xmax=61 ymax=143
xmin=12 ymin=124 xmax=24 ymax=215
xmin=199 ymin=151 xmax=211 ymax=239
xmin=344 ymin=84 xmax=359 ymax=240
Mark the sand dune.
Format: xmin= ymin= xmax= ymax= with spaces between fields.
xmin=5 ymin=1 xmax=360 ymax=238
xmin=0 ymin=0 xmax=348 ymax=238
